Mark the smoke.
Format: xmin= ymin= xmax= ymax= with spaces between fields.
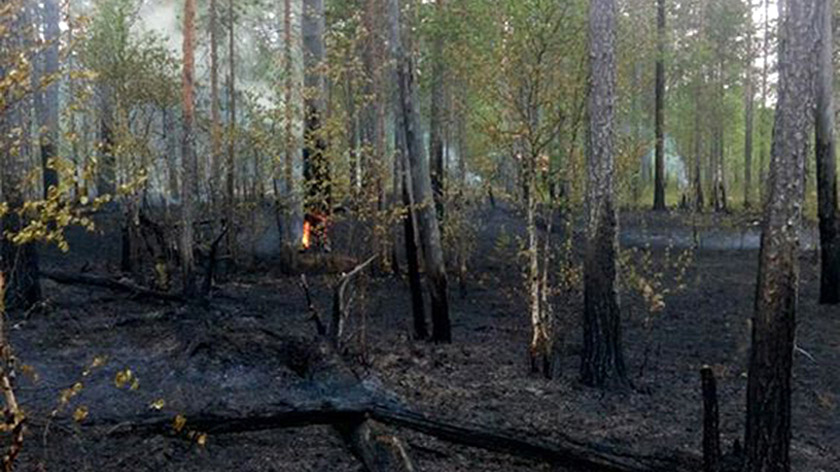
xmin=137 ymin=0 xmax=182 ymax=56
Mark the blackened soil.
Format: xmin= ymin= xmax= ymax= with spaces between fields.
xmin=8 ymin=203 xmax=839 ymax=471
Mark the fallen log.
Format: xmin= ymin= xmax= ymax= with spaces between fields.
xmin=41 ymin=329 xmax=698 ymax=472
xmin=40 ymin=270 xmax=185 ymax=303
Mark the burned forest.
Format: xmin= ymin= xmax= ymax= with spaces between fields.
xmin=0 ymin=0 xmax=839 ymax=471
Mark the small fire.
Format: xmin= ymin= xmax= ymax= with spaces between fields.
xmin=302 ymin=220 xmax=312 ymax=250
xmin=301 ymin=213 xmax=329 ymax=252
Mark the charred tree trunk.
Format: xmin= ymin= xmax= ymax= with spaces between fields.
xmin=303 ymin=0 xmax=331 ymax=223
xmin=815 ymin=0 xmax=839 ymax=305
xmin=581 ymin=0 xmax=627 ymax=388
xmin=653 ymin=0 xmax=666 ymax=211
xmin=744 ymin=1 xmax=817 ymax=471
xmin=701 ymin=367 xmax=721 ymax=472
xmin=389 ymin=0 xmax=451 ymax=343
xmin=398 ymin=129 xmax=428 ymax=340
xmin=180 ymin=0 xmax=197 ymax=297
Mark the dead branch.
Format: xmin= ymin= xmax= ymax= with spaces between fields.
xmin=40 ymin=270 xmax=185 ymax=303
xmin=332 ymin=255 xmax=377 ymax=345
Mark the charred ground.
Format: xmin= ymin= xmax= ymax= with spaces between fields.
xmin=8 ymin=203 xmax=839 ymax=471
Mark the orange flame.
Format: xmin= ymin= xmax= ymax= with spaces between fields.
xmin=302 ymin=220 xmax=312 ymax=250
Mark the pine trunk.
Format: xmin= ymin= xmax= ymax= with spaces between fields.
xmin=389 ymin=0 xmax=451 ymax=343
xmin=581 ymin=0 xmax=627 ymax=388
xmin=744 ymin=1 xmax=817 ymax=470
xmin=653 ymin=0 xmax=666 ymax=211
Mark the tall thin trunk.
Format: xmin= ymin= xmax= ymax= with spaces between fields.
xmin=282 ymin=0 xmax=296 ymax=251
xmin=163 ymin=106 xmax=180 ymax=203
xmin=210 ymin=0 xmax=221 ymax=206
xmin=389 ymin=0 xmax=451 ymax=343
xmin=429 ymin=0 xmax=446 ymax=219
xmin=226 ymin=0 xmax=236 ymax=252
xmin=35 ymin=0 xmax=60 ymax=197
xmin=581 ymin=0 xmax=627 ymax=388
xmin=815 ymin=0 xmax=839 ymax=304
xmin=744 ymin=27 xmax=754 ymax=209
xmin=744 ymin=1 xmax=817 ymax=470
xmin=181 ymin=0 xmax=197 ymax=296
xmin=398 ymin=128 xmax=427 ymax=340
xmin=759 ymin=0 xmax=770 ymax=202
xmin=653 ymin=0 xmax=666 ymax=211
xmin=694 ymin=79 xmax=704 ymax=211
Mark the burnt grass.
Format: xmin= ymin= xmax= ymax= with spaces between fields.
xmin=8 ymin=202 xmax=839 ymax=471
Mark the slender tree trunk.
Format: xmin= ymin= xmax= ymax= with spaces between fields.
xmin=210 ymin=0 xmax=222 ymax=207
xmin=429 ymin=0 xmax=446 ymax=219
xmin=815 ymin=0 xmax=839 ymax=305
xmin=226 ymin=0 xmax=237 ymax=254
xmin=744 ymin=1 xmax=817 ymax=470
xmin=282 ymin=0 xmax=297 ymax=254
xmin=759 ymin=0 xmax=770 ymax=203
xmin=744 ymin=31 xmax=754 ymax=209
xmin=653 ymin=0 xmax=666 ymax=211
xmin=34 ymin=0 xmax=60 ymax=197
xmin=399 ymin=133 xmax=427 ymax=340
xmin=163 ymin=106 xmax=180 ymax=203
xmin=389 ymin=0 xmax=451 ymax=343
xmin=694 ymin=79 xmax=704 ymax=211
xmin=181 ymin=0 xmax=197 ymax=297
xmin=581 ymin=0 xmax=627 ymax=388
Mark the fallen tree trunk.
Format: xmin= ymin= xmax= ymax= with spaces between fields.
xmin=82 ymin=397 xmax=696 ymax=472
xmin=42 ymin=329 xmax=697 ymax=472
xmin=40 ymin=270 xmax=185 ymax=303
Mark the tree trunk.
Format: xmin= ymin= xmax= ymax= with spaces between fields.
xmin=653 ymin=0 xmax=666 ymax=211
xmin=815 ymin=0 xmax=839 ymax=305
xmin=281 ymin=0 xmax=298 ymax=257
xmin=180 ymin=0 xmax=197 ymax=297
xmin=401 ymin=145 xmax=428 ymax=341
xmin=759 ymin=0 xmax=770 ymax=203
xmin=744 ymin=30 xmax=754 ymax=210
xmin=303 ymin=0 xmax=331 ymax=223
xmin=701 ymin=367 xmax=721 ymax=472
xmin=581 ymin=0 xmax=627 ymax=388
xmin=389 ymin=0 xmax=451 ymax=343
xmin=34 ymin=0 xmax=60 ymax=197
xmin=210 ymin=0 xmax=222 ymax=208
xmin=744 ymin=1 xmax=817 ymax=471
xmin=694 ymin=79 xmax=704 ymax=211
xmin=429 ymin=0 xmax=446 ymax=220
xmin=226 ymin=0 xmax=237 ymax=255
